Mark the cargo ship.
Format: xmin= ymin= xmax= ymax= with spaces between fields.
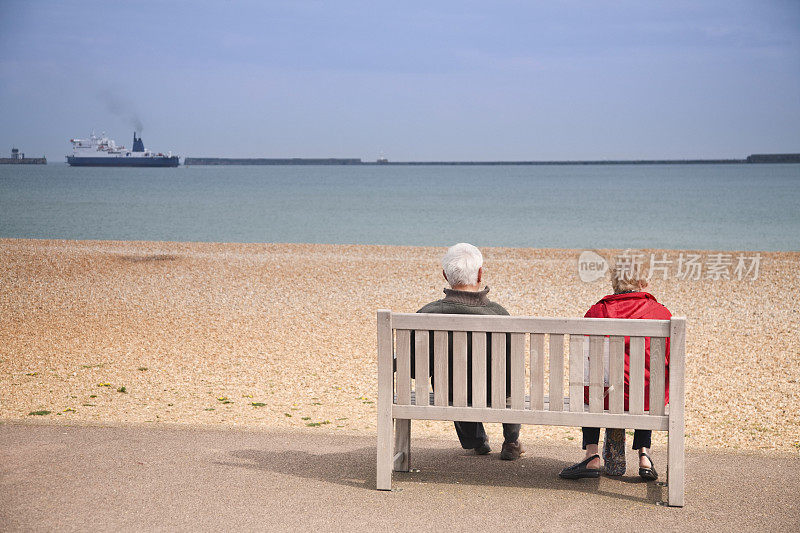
xmin=66 ymin=132 xmax=179 ymax=167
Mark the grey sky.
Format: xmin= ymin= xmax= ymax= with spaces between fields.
xmin=1 ymin=0 xmax=799 ymax=161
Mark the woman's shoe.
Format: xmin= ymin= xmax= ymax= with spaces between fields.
xmin=638 ymin=452 xmax=658 ymax=481
xmin=559 ymin=454 xmax=601 ymax=479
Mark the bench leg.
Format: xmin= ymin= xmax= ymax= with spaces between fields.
xmin=393 ymin=419 xmax=410 ymax=472
xmin=667 ymin=426 xmax=685 ymax=507
xmin=377 ymin=413 xmax=393 ymax=490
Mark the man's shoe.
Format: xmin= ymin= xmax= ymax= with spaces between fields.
xmin=500 ymin=440 xmax=525 ymax=460
xmin=473 ymin=441 xmax=491 ymax=455
xmin=559 ymin=454 xmax=601 ymax=479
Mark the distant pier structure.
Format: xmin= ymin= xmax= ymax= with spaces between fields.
xmin=184 ymin=157 xmax=362 ymax=165
xmin=746 ymin=153 xmax=800 ymax=164
xmin=0 ymin=147 xmax=47 ymax=164
xmin=181 ymin=153 xmax=800 ymax=166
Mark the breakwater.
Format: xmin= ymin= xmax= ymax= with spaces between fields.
xmin=746 ymin=153 xmax=800 ymax=163
xmin=0 ymin=157 xmax=46 ymax=164
xmin=183 ymin=154 xmax=798 ymax=166
xmin=184 ymin=158 xmax=361 ymax=166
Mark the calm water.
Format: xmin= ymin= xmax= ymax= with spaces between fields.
xmin=1 ymin=163 xmax=798 ymax=251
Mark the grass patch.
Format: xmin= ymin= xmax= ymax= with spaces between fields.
xmin=217 ymin=397 xmax=233 ymax=404
xmin=118 ymin=253 xmax=179 ymax=263
xmin=284 ymin=413 xmax=292 ymax=417
xmin=251 ymin=402 xmax=266 ymax=407
xmin=117 ymin=386 xmax=127 ymax=393
xmin=204 ymin=408 xmax=215 ymax=411
xmin=82 ymin=403 xmax=96 ymax=407
xmin=82 ymin=363 xmax=104 ymax=369
xmin=89 ymin=394 xmax=97 ymax=398
xmin=305 ymin=420 xmax=331 ymax=427
xmin=311 ymin=402 xmax=322 ymax=405
xmin=301 ymin=416 xmax=311 ymax=420
xmin=28 ymin=410 xmax=51 ymax=416
xmin=137 ymin=367 xmax=148 ymax=371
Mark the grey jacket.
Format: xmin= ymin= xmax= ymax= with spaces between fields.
xmin=417 ymin=287 xmax=509 ymax=316
xmin=413 ymin=287 xmax=511 ymax=405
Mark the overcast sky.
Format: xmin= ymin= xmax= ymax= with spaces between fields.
xmin=1 ymin=0 xmax=799 ymax=161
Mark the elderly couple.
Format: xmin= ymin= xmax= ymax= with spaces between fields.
xmin=416 ymin=243 xmax=671 ymax=480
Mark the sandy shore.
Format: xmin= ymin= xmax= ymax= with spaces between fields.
xmin=1 ymin=239 xmax=799 ymax=453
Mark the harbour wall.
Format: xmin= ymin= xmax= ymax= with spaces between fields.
xmin=182 ymin=155 xmax=798 ymax=166
xmin=0 ymin=157 xmax=46 ymax=164
xmin=184 ymin=158 xmax=362 ymax=166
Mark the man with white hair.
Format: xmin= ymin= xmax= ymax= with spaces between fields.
xmin=414 ymin=243 xmax=524 ymax=460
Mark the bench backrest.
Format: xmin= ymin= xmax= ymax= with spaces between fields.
xmin=377 ymin=311 xmax=686 ymax=421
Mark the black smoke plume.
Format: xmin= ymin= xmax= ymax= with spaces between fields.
xmin=98 ymin=88 xmax=144 ymax=134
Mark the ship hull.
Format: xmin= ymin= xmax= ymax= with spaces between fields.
xmin=66 ymin=156 xmax=179 ymax=167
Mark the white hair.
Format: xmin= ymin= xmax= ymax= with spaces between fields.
xmin=442 ymin=243 xmax=483 ymax=287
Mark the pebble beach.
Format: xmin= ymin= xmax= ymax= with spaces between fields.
xmin=1 ymin=239 xmax=798 ymax=453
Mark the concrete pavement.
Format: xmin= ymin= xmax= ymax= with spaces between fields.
xmin=1 ymin=423 xmax=798 ymax=531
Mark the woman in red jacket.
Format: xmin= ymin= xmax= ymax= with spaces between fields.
xmin=559 ymin=261 xmax=671 ymax=481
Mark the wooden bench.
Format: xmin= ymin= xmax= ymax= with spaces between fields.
xmin=376 ymin=310 xmax=687 ymax=507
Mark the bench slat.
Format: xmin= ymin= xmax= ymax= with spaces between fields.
xmin=548 ymin=334 xmax=564 ymax=411
xmin=414 ymin=330 xmax=429 ymax=406
xmin=609 ymin=336 xmax=625 ymax=413
xmin=398 ymin=391 xmax=669 ymax=415
xmin=510 ymin=333 xmax=525 ymax=410
xmin=629 ymin=336 xmax=645 ymax=414
xmin=649 ymin=336 xmax=666 ymax=416
xmin=472 ymin=333 xmax=487 ymax=408
xmin=391 ymin=313 xmax=670 ymax=337
xmin=530 ymin=333 xmax=545 ymax=411
xmin=452 ymin=331 xmax=468 ymax=407
xmin=396 ymin=329 xmax=412 ymax=405
xmin=589 ymin=335 xmax=604 ymax=413
xmin=392 ymin=404 xmax=669 ymax=431
xmin=433 ymin=331 xmax=448 ymax=407
xmin=491 ymin=333 xmax=507 ymax=409
xmin=568 ymin=334 xmax=584 ymax=413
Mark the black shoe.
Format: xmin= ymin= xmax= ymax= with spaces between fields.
xmin=559 ymin=454 xmax=601 ymax=479
xmin=473 ymin=441 xmax=491 ymax=455
xmin=638 ymin=452 xmax=658 ymax=481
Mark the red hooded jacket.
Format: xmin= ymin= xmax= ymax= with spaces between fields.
xmin=583 ymin=292 xmax=671 ymax=411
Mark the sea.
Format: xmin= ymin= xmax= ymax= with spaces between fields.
xmin=1 ymin=163 xmax=798 ymax=251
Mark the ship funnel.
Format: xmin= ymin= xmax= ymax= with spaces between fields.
xmin=132 ymin=132 xmax=145 ymax=152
